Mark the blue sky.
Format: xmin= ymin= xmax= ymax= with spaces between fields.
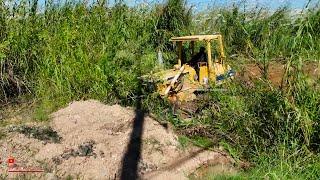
xmin=187 ymin=0 xmax=309 ymax=10
xmin=121 ymin=0 xmax=316 ymax=11
xmin=36 ymin=0 xmax=316 ymax=11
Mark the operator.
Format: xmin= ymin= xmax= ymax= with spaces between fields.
xmin=189 ymin=46 xmax=207 ymax=68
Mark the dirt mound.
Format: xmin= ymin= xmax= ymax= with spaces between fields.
xmin=238 ymin=61 xmax=319 ymax=87
xmin=0 ymin=100 xmax=233 ymax=179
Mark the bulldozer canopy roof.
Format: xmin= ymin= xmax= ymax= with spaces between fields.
xmin=170 ymin=34 xmax=221 ymax=42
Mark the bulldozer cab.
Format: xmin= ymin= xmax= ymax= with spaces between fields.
xmin=170 ymin=34 xmax=229 ymax=85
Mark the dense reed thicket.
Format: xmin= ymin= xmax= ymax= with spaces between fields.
xmin=0 ymin=0 xmax=193 ymax=105
xmin=1 ymin=0 xmax=319 ymax=103
xmin=0 ymin=2 xmax=149 ymax=104
xmin=0 ymin=0 xmax=320 ymax=178
xmin=196 ymin=5 xmax=320 ymax=60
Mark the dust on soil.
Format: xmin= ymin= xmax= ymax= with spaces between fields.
xmin=0 ymin=100 xmax=233 ymax=179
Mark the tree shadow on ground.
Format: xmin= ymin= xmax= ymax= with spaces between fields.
xmin=120 ymin=89 xmax=145 ymax=179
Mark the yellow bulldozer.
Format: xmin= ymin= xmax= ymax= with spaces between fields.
xmin=143 ymin=34 xmax=235 ymax=105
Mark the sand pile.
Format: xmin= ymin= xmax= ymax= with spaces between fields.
xmin=0 ymin=100 xmax=233 ymax=179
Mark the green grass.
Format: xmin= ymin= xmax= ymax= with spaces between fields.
xmin=201 ymin=151 xmax=320 ymax=179
xmin=182 ymin=74 xmax=320 ymax=178
xmin=0 ymin=0 xmax=320 ymax=179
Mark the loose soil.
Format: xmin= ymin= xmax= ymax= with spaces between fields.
xmin=0 ymin=100 xmax=233 ymax=179
xmin=238 ymin=61 xmax=319 ymax=87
